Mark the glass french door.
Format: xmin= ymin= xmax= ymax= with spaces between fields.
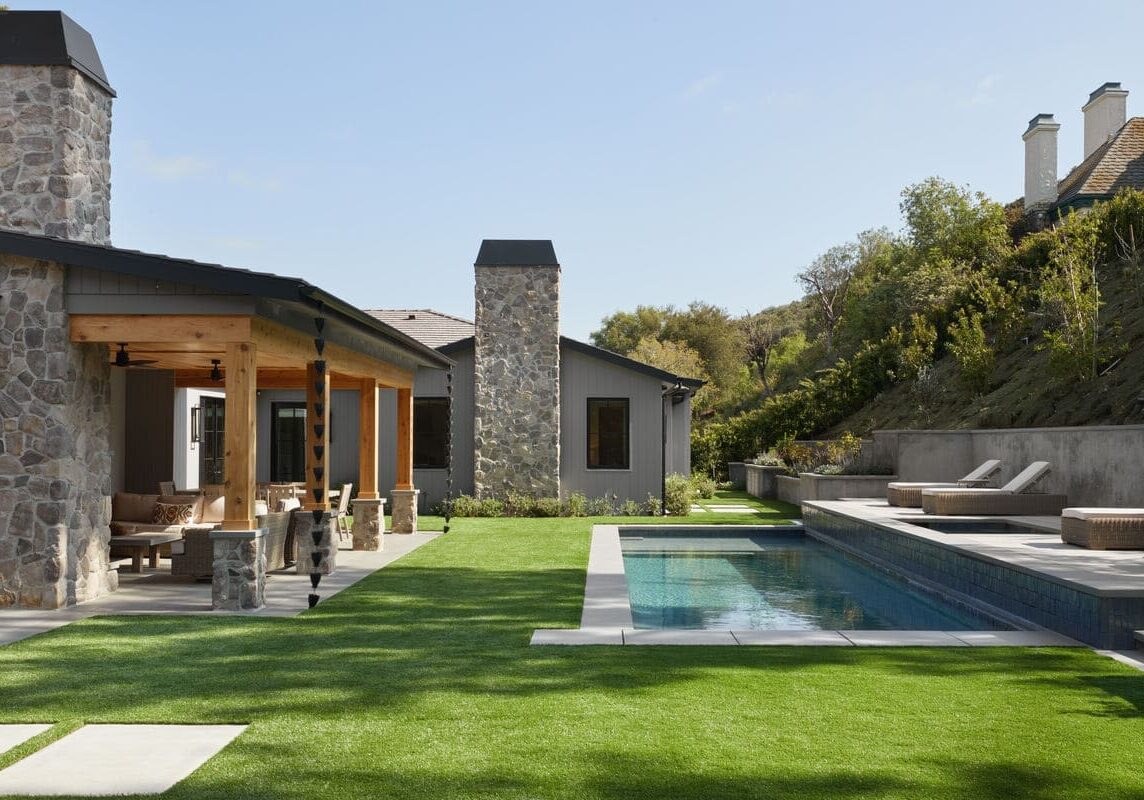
xmin=271 ymin=402 xmax=307 ymax=483
xmin=200 ymin=396 xmax=226 ymax=485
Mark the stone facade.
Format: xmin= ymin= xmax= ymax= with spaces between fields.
xmin=210 ymin=529 xmax=265 ymax=611
xmin=0 ymin=65 xmax=113 ymax=245
xmin=390 ymin=489 xmax=419 ymax=534
xmin=473 ymin=265 xmax=560 ymax=497
xmin=0 ymin=255 xmax=116 ymax=608
xmin=351 ymin=498 xmax=384 ymax=550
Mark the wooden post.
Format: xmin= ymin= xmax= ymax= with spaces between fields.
xmin=305 ymin=360 xmax=331 ymax=511
xmin=222 ymin=341 xmax=257 ymax=531
xmin=358 ymin=378 xmax=379 ymax=500
xmin=396 ymin=386 xmax=413 ymax=490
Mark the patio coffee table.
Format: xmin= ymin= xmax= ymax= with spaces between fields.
xmin=109 ymin=533 xmax=184 ymax=573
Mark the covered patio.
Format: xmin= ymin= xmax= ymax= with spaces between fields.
xmin=0 ymin=229 xmax=452 ymax=610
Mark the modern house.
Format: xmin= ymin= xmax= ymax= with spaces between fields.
xmin=0 ymin=12 xmax=697 ymax=610
xmin=1023 ymin=82 xmax=1144 ymax=226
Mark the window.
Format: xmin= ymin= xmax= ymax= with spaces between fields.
xmin=587 ymin=398 xmax=629 ymax=470
xmin=270 ymin=402 xmax=306 ymax=482
xmin=414 ymin=397 xmax=450 ymax=469
xmin=200 ymin=396 xmax=226 ymax=485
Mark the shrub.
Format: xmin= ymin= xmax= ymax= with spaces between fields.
xmin=664 ymin=473 xmax=693 ymax=516
xmin=751 ymin=449 xmax=785 ymax=467
xmin=450 ymin=495 xmax=481 ymax=517
xmin=477 ymin=498 xmax=504 ymax=517
xmin=564 ymin=492 xmax=588 ymax=517
xmin=503 ymin=492 xmax=534 ymax=517
xmin=643 ymin=494 xmax=662 ymax=516
xmin=585 ymin=496 xmax=614 ymax=516
xmin=947 ymin=309 xmax=994 ymax=391
xmin=814 ymin=463 xmax=844 ymax=475
xmin=619 ymin=499 xmax=642 ymax=516
xmin=690 ymin=474 xmax=717 ymax=499
xmin=533 ymin=497 xmax=562 ymax=518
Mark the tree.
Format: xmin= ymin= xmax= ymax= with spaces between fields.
xmin=660 ymin=302 xmax=744 ymax=389
xmin=590 ymin=306 xmax=669 ymax=355
xmin=797 ymin=243 xmax=858 ymax=354
xmin=631 ymin=336 xmax=711 ymax=409
xmin=743 ymin=304 xmax=800 ymax=392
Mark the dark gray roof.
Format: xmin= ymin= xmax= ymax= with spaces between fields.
xmin=0 ymin=11 xmax=114 ymax=96
xmin=474 ymin=239 xmax=559 ymax=267
xmin=1056 ymin=117 xmax=1144 ymax=209
xmin=0 ymin=228 xmax=452 ymax=368
xmin=366 ymin=309 xmax=475 ymax=349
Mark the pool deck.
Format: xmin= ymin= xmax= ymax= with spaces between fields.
xmin=530 ymin=523 xmax=1084 ymax=648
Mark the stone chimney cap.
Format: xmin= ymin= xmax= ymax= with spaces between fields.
xmin=0 ymin=11 xmax=114 ymax=96
xmin=1024 ymin=114 xmax=1059 ymax=137
xmin=475 ymin=239 xmax=559 ymax=267
xmin=1084 ymin=81 xmax=1128 ymax=109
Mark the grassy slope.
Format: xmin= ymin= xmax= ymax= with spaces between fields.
xmin=2 ymin=506 xmax=1144 ymax=798
xmin=824 ymin=268 xmax=1144 ymax=437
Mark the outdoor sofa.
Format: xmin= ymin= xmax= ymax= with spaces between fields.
xmin=886 ymin=459 xmax=1002 ymax=507
xmin=170 ymin=509 xmax=293 ymax=578
xmin=1060 ymin=507 xmax=1144 ymax=550
xmin=920 ymin=461 xmax=1067 ymax=516
xmin=109 ymin=492 xmax=222 ymax=561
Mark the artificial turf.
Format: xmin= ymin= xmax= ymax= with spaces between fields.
xmin=1 ymin=500 xmax=1143 ymax=799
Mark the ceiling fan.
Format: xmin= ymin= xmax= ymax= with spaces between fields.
xmin=112 ymin=343 xmax=158 ymax=368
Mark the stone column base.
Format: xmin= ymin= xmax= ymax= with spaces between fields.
xmin=210 ymin=529 xmax=266 ymax=611
xmin=390 ymin=489 xmax=420 ymax=534
xmin=293 ymin=510 xmax=337 ymax=575
xmin=351 ymin=498 xmax=386 ymax=551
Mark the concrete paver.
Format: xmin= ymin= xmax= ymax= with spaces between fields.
xmin=0 ymin=725 xmax=51 ymax=756
xmin=0 ymin=724 xmax=246 ymax=796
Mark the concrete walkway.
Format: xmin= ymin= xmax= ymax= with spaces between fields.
xmin=0 ymin=725 xmax=51 ymax=756
xmin=0 ymin=724 xmax=246 ymax=796
xmin=0 ymin=532 xmax=439 ymax=647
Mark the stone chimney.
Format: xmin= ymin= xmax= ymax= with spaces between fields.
xmin=472 ymin=240 xmax=561 ymax=498
xmin=0 ymin=11 xmax=114 ymax=244
xmin=1023 ymin=113 xmax=1060 ymax=216
xmin=1082 ymin=82 xmax=1128 ymax=160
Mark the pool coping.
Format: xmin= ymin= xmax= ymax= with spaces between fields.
xmin=529 ymin=525 xmax=1084 ymax=648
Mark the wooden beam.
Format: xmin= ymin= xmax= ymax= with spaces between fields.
xmin=222 ymin=342 xmax=257 ymax=531
xmin=305 ymin=360 xmax=331 ymax=512
xmin=358 ymin=379 xmax=379 ymax=499
xmin=70 ymin=315 xmax=252 ymax=344
xmin=396 ymin=387 xmax=414 ymax=490
xmin=174 ymin=368 xmax=362 ymax=390
xmin=251 ymin=318 xmax=415 ymax=388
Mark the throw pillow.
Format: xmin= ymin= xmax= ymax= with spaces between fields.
xmin=152 ymin=501 xmax=194 ymax=525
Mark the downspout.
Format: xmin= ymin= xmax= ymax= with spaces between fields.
xmin=661 ymin=386 xmax=668 ymax=516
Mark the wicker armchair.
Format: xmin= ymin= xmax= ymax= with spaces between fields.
xmin=171 ymin=510 xmax=293 ymax=579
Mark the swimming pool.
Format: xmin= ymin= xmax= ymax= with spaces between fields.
xmin=621 ymin=531 xmax=1002 ymax=631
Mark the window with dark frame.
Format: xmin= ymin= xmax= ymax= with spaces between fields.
xmin=270 ymin=402 xmax=307 ymax=483
xmin=587 ymin=398 xmax=630 ymax=470
xmin=414 ymin=397 xmax=450 ymax=469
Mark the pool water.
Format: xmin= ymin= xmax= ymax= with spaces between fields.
xmin=621 ymin=532 xmax=1001 ymax=631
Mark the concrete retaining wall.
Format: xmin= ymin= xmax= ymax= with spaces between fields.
xmin=872 ymin=425 xmax=1144 ymax=507
xmin=776 ymin=476 xmax=801 ymax=505
xmin=727 ymin=462 xmax=746 ymax=489
xmin=798 ymin=473 xmax=898 ymax=502
xmin=743 ymin=464 xmax=783 ymax=498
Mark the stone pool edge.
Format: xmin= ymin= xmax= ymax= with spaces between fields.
xmin=529 ymin=524 xmax=1083 ymax=648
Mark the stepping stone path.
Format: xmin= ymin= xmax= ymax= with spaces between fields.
xmin=0 ymin=724 xmax=246 ymax=796
xmin=0 ymin=725 xmax=51 ymax=756
xmin=691 ymin=504 xmax=758 ymax=514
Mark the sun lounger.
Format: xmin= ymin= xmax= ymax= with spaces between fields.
xmin=1060 ymin=508 xmax=1144 ymax=549
xmin=921 ymin=461 xmax=1066 ymax=515
xmin=886 ymin=459 xmax=1002 ymax=507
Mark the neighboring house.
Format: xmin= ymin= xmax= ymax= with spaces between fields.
xmin=1022 ymin=82 xmax=1144 ymax=225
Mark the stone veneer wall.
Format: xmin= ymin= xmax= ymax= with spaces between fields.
xmin=473 ymin=265 xmax=560 ymax=497
xmin=0 ymin=65 xmax=112 ymax=243
xmin=0 ymin=255 xmax=115 ymax=607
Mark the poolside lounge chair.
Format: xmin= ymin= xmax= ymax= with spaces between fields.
xmin=920 ymin=461 xmax=1066 ymax=516
xmin=1060 ymin=508 xmax=1144 ymax=550
xmin=886 ymin=459 xmax=1002 ymax=507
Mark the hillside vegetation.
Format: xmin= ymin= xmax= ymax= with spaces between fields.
xmin=589 ymin=179 xmax=1144 ymax=475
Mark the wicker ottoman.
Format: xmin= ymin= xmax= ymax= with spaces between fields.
xmin=1061 ymin=509 xmax=1144 ymax=549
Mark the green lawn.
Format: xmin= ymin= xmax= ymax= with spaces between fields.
xmin=2 ymin=515 xmax=1144 ymax=798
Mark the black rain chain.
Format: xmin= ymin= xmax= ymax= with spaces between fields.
xmin=308 ymin=315 xmax=327 ymax=609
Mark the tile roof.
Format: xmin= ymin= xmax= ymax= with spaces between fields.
xmin=365 ymin=309 xmax=475 ymax=349
xmin=1057 ymin=117 xmax=1144 ymax=206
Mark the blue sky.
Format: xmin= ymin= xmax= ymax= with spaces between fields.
xmin=20 ymin=1 xmax=1144 ymax=339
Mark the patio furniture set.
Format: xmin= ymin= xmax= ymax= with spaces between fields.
xmin=885 ymin=460 xmax=1144 ymax=550
xmin=109 ymin=481 xmax=356 ymax=577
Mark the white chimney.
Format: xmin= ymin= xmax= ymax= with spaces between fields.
xmin=1023 ymin=114 xmax=1060 ymax=213
xmin=1082 ymin=82 xmax=1128 ymax=159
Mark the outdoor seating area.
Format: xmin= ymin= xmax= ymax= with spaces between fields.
xmin=885 ymin=459 xmax=1002 ymax=507
xmin=918 ymin=461 xmax=1068 ymax=516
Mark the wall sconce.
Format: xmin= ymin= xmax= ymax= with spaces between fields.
xmin=190 ymin=404 xmax=201 ymax=445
